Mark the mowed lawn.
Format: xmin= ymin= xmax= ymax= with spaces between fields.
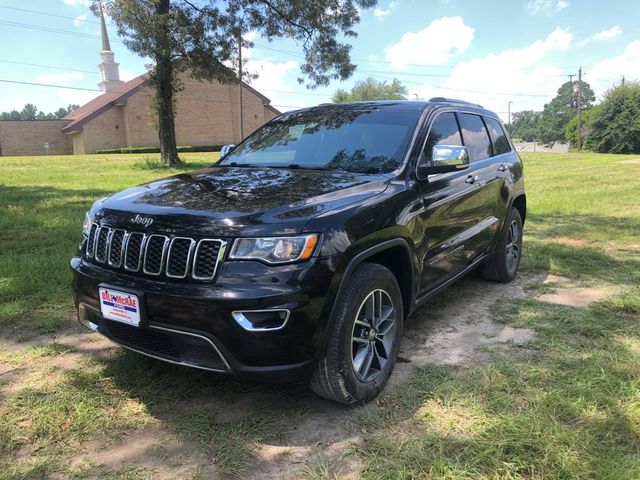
xmin=0 ymin=151 xmax=639 ymax=479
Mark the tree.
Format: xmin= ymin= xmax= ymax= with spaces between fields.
xmin=332 ymin=77 xmax=407 ymax=102
xmin=0 ymin=104 xmax=80 ymax=120
xmin=510 ymin=110 xmax=541 ymax=142
xmin=98 ymin=0 xmax=376 ymax=168
xmin=537 ymin=80 xmax=595 ymax=145
xmin=564 ymin=106 xmax=600 ymax=147
xmin=585 ymin=82 xmax=640 ymax=153
xmin=19 ymin=104 xmax=39 ymax=120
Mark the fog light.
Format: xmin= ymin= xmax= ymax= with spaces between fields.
xmin=231 ymin=309 xmax=290 ymax=332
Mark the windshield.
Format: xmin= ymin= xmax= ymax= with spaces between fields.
xmin=220 ymin=104 xmax=420 ymax=174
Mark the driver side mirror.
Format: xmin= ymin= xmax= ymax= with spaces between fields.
xmin=220 ymin=144 xmax=236 ymax=158
xmin=417 ymin=145 xmax=470 ymax=177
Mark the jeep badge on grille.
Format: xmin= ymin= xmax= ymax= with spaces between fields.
xmin=130 ymin=214 xmax=153 ymax=227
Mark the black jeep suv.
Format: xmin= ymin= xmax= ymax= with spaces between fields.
xmin=71 ymin=99 xmax=525 ymax=405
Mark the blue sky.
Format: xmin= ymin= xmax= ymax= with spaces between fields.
xmin=1 ymin=0 xmax=639 ymax=120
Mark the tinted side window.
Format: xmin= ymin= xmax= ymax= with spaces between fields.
xmin=484 ymin=117 xmax=511 ymax=155
xmin=458 ymin=113 xmax=492 ymax=162
xmin=420 ymin=112 xmax=463 ymax=164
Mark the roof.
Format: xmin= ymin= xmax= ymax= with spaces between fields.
xmin=61 ymin=73 xmax=281 ymax=134
xmin=291 ymin=99 xmax=497 ymax=117
xmin=61 ymin=74 xmax=147 ymax=134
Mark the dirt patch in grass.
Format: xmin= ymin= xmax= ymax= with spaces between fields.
xmin=0 ymin=273 xmax=548 ymax=479
xmin=618 ymin=158 xmax=640 ymax=164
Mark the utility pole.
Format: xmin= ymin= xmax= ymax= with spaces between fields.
xmin=568 ymin=74 xmax=575 ymax=84
xmin=576 ymin=66 xmax=582 ymax=150
xmin=507 ymin=101 xmax=513 ymax=133
xmin=238 ymin=29 xmax=244 ymax=141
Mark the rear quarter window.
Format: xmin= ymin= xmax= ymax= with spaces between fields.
xmin=484 ymin=117 xmax=512 ymax=155
xmin=458 ymin=113 xmax=492 ymax=162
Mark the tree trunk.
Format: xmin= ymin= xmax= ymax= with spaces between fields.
xmin=155 ymin=0 xmax=181 ymax=168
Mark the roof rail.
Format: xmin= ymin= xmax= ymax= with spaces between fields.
xmin=429 ymin=97 xmax=484 ymax=108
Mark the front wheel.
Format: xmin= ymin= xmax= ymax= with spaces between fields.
xmin=310 ymin=263 xmax=403 ymax=405
xmin=482 ymin=208 xmax=523 ymax=282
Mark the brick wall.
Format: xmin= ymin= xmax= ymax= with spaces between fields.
xmin=78 ymin=76 xmax=279 ymax=152
xmin=0 ymin=120 xmax=73 ymax=156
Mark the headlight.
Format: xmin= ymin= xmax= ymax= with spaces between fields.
xmin=229 ymin=234 xmax=319 ymax=264
xmin=82 ymin=211 xmax=93 ymax=237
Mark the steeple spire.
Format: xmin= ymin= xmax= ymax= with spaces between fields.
xmin=97 ymin=5 xmax=123 ymax=92
xmin=99 ymin=5 xmax=111 ymax=51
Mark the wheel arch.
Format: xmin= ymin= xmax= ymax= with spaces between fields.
xmin=325 ymin=238 xmax=416 ymax=336
xmin=511 ymin=191 xmax=527 ymax=225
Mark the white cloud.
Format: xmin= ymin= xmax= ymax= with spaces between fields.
xmin=119 ymin=69 xmax=135 ymax=82
xmin=63 ymin=0 xmax=91 ymax=6
xmin=409 ymin=28 xmax=573 ymax=119
xmin=244 ymin=59 xmax=303 ymax=111
xmin=73 ymin=14 xmax=87 ymax=27
xmin=0 ymin=95 xmax=28 ymax=112
xmin=588 ymin=41 xmax=640 ymax=98
xmin=578 ymin=25 xmax=623 ymax=47
xmin=374 ymin=1 xmax=398 ymax=19
xmin=57 ymin=88 xmax=97 ymax=106
xmin=385 ymin=17 xmax=474 ymax=69
xmin=36 ymin=72 xmax=84 ymax=84
xmin=525 ymin=0 xmax=569 ymax=16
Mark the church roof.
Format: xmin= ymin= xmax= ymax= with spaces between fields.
xmin=61 ymin=73 xmax=281 ymax=134
xmin=61 ymin=74 xmax=147 ymax=134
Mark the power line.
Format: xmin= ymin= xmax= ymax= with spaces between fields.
xmin=0 ymin=5 xmax=111 ymax=26
xmin=1 ymin=3 xmax=587 ymax=73
xmin=0 ymin=20 xmax=124 ymax=43
xmin=0 ymin=59 xmax=98 ymax=75
xmin=0 ymin=78 xmax=324 ymax=108
xmin=0 ymin=78 xmax=101 ymax=92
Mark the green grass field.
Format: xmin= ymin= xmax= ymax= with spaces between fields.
xmin=1 ymin=151 xmax=639 ymax=478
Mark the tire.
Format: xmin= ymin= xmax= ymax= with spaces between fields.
xmin=482 ymin=208 xmax=523 ymax=282
xmin=310 ymin=263 xmax=403 ymax=405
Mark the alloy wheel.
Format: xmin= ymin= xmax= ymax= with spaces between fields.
xmin=351 ymin=289 xmax=396 ymax=382
xmin=505 ymin=219 xmax=520 ymax=272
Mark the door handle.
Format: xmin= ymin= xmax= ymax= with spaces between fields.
xmin=498 ymin=163 xmax=508 ymax=172
xmin=465 ymin=175 xmax=479 ymax=184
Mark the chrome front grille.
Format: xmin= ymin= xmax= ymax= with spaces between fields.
xmin=85 ymin=223 xmax=226 ymax=281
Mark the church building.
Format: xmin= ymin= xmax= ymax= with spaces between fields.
xmin=0 ymin=10 xmax=279 ymax=156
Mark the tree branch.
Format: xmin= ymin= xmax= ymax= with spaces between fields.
xmin=256 ymin=0 xmax=313 ymax=41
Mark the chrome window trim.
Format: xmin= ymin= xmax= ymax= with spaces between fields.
xmin=143 ymin=234 xmax=169 ymax=276
xmin=166 ymin=237 xmax=197 ymax=279
xmin=231 ymin=309 xmax=291 ymax=332
xmin=192 ymin=239 xmax=227 ymax=281
xmin=123 ymin=232 xmax=146 ymax=272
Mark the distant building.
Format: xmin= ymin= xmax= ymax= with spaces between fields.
xmin=0 ymin=9 xmax=279 ymax=156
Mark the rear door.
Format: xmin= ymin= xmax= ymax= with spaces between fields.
xmin=455 ymin=113 xmax=504 ymax=257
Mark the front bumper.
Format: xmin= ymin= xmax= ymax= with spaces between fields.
xmin=71 ymin=253 xmax=341 ymax=383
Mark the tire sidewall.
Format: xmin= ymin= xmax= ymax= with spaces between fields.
xmin=499 ymin=208 xmax=523 ymax=279
xmin=335 ymin=265 xmax=403 ymax=403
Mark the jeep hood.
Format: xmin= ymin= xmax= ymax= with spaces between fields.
xmin=93 ymin=166 xmax=389 ymax=236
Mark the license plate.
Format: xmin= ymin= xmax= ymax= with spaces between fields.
xmin=99 ymin=287 xmax=141 ymax=327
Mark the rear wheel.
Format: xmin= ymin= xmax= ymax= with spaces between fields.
xmin=482 ymin=208 xmax=523 ymax=282
xmin=310 ymin=263 xmax=403 ymax=405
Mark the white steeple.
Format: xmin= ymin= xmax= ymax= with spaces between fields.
xmin=97 ymin=6 xmax=124 ymax=92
